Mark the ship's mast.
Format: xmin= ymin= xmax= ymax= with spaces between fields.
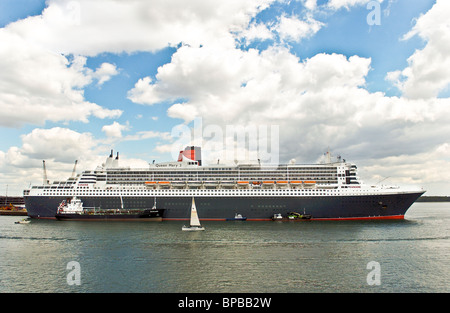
xmin=71 ymin=160 xmax=78 ymax=178
xmin=42 ymin=160 xmax=49 ymax=185
xmin=326 ymin=147 xmax=331 ymax=163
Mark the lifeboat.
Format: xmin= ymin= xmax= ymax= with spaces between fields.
xmin=171 ymin=181 xmax=186 ymax=188
xmin=303 ymin=181 xmax=316 ymax=188
xmin=188 ymin=181 xmax=202 ymax=187
xmin=157 ymin=181 xmax=171 ymax=189
xmin=276 ymin=180 xmax=288 ymax=189
xmin=290 ymin=180 xmax=302 ymax=185
xmin=145 ymin=181 xmax=157 ymax=188
xmin=204 ymin=181 xmax=219 ymax=188
xmin=221 ymin=181 xmax=235 ymax=188
xmin=262 ymin=181 xmax=274 ymax=189
xmin=237 ymin=181 xmax=249 ymax=189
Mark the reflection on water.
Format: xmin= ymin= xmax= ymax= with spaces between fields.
xmin=0 ymin=202 xmax=448 ymax=292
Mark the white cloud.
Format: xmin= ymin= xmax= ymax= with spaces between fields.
xmin=0 ymin=127 xmax=102 ymax=194
xmin=122 ymin=130 xmax=172 ymax=142
xmin=304 ymin=0 xmax=318 ymax=11
xmin=92 ymin=62 xmax=119 ymax=86
xmin=240 ymin=22 xmax=274 ymax=44
xmin=101 ymin=121 xmax=130 ymax=138
xmin=0 ymin=127 xmax=170 ymax=194
xmin=129 ymin=45 xmax=372 ymax=123
xmin=127 ymin=77 xmax=167 ymax=106
xmin=362 ymin=143 xmax=450 ymax=193
xmin=127 ymin=42 xmax=450 ymax=173
xmin=19 ymin=127 xmax=97 ymax=163
xmin=327 ymin=0 xmax=383 ymax=10
xmin=0 ymin=30 xmax=122 ymax=127
xmin=5 ymin=0 xmax=275 ymax=56
xmin=387 ymin=0 xmax=450 ymax=99
xmin=1 ymin=0 xmax=276 ymax=128
xmin=273 ymin=14 xmax=323 ymax=42
xmin=167 ymin=103 xmax=200 ymax=123
xmin=128 ymin=44 xmax=261 ymax=107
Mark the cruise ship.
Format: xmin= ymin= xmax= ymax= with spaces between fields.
xmin=23 ymin=146 xmax=424 ymax=220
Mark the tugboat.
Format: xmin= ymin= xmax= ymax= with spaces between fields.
xmin=55 ymin=197 xmax=164 ymax=221
xmin=272 ymin=210 xmax=312 ymax=221
xmin=226 ymin=213 xmax=247 ymax=221
xmin=272 ymin=213 xmax=283 ymax=221
xmin=287 ymin=211 xmax=312 ymax=220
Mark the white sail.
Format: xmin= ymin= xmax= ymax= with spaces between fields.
xmin=189 ymin=197 xmax=201 ymax=227
xmin=182 ymin=197 xmax=205 ymax=231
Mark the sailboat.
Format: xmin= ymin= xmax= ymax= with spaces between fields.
xmin=182 ymin=197 xmax=205 ymax=231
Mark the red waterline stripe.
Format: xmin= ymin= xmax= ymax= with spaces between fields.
xmin=311 ymin=215 xmax=404 ymax=221
xmin=165 ymin=216 xmax=404 ymax=221
xmin=163 ymin=218 xmax=272 ymax=221
xmin=246 ymin=218 xmax=272 ymax=221
xmin=163 ymin=218 xmax=226 ymax=221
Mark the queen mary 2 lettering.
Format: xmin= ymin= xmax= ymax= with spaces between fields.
xmin=23 ymin=146 xmax=424 ymax=220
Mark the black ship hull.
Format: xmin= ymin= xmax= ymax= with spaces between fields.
xmin=25 ymin=192 xmax=424 ymax=221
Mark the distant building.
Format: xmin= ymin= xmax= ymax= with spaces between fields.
xmin=0 ymin=196 xmax=25 ymax=208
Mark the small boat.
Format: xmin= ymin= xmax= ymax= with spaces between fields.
xmin=226 ymin=213 xmax=247 ymax=221
xmin=144 ymin=181 xmax=157 ymax=189
xmin=187 ymin=181 xmax=202 ymax=188
xmin=15 ymin=218 xmax=31 ymax=224
xmin=182 ymin=198 xmax=205 ymax=231
xmin=287 ymin=211 xmax=312 ymax=220
xmin=220 ymin=181 xmax=235 ymax=188
xmin=272 ymin=213 xmax=283 ymax=220
xmin=203 ymin=181 xmax=218 ymax=187
xmin=172 ymin=181 xmax=187 ymax=188
xmin=237 ymin=181 xmax=249 ymax=188
xmin=303 ymin=181 xmax=316 ymax=188
xmin=272 ymin=210 xmax=312 ymax=221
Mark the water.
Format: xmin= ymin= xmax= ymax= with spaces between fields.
xmin=0 ymin=202 xmax=448 ymax=293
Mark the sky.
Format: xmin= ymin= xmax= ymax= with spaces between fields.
xmin=0 ymin=0 xmax=449 ymax=196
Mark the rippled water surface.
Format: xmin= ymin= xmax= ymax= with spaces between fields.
xmin=0 ymin=202 xmax=448 ymax=292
